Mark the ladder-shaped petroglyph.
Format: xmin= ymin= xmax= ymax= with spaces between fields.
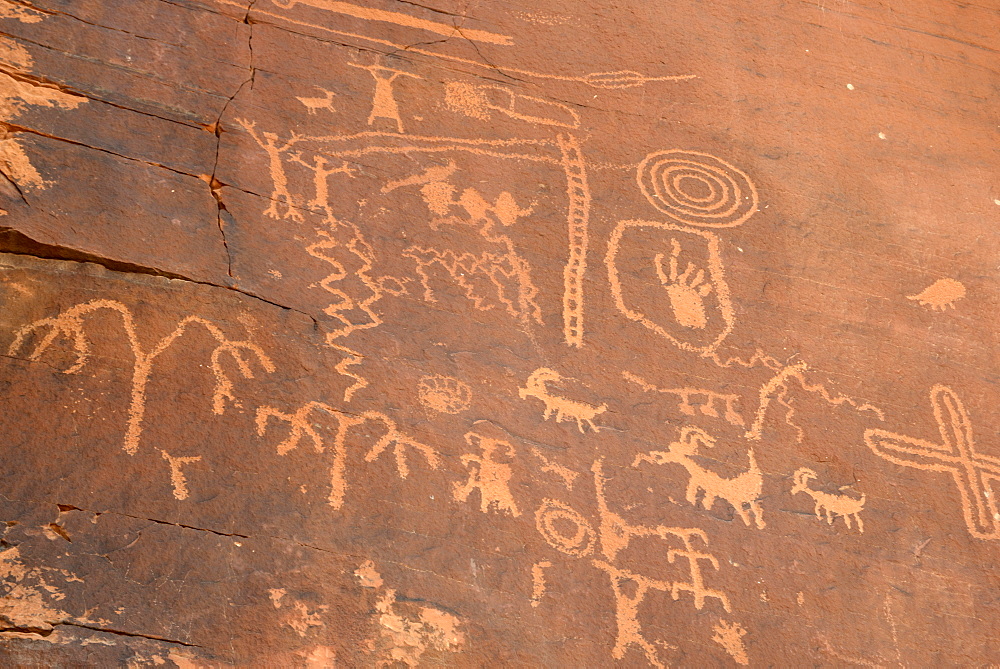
xmin=865 ymin=385 xmax=1000 ymax=540
xmin=160 ymin=450 xmax=203 ymax=501
xmin=417 ymin=375 xmax=472 ymax=414
xmin=907 ymin=277 xmax=966 ymax=311
xmin=453 ymin=432 xmax=520 ymax=517
xmin=623 ymin=370 xmax=745 ymax=427
xmin=347 ymin=61 xmax=421 ymax=133
xmin=387 ymin=162 xmax=542 ymax=326
xmin=534 ymin=457 xmax=732 ymax=667
xmin=606 ymin=222 xmax=735 ymax=354
xmin=557 ymin=133 xmax=591 ymax=348
xmin=255 ymin=401 xmax=440 ymax=510
xmin=519 ymin=367 xmax=606 ymax=433
xmin=790 ymin=468 xmax=866 ymax=533
xmin=8 ymin=299 xmax=274 ymax=455
xmin=634 ymin=426 xmax=765 ymax=529
xmin=295 ymin=86 xmax=338 ymax=115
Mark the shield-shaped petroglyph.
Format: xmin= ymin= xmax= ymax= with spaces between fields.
xmin=606 ymin=221 xmax=735 ymax=354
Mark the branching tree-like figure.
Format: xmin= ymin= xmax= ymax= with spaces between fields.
xmin=8 ymin=299 xmax=275 ymax=454
xmin=256 ymin=401 xmax=440 ymax=510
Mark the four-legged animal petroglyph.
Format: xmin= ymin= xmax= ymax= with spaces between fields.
xmin=634 ymin=426 xmax=765 ymax=529
xmin=256 ymin=401 xmax=440 ymax=510
xmin=865 ymin=385 xmax=1000 ymax=540
xmin=295 ymin=86 xmax=338 ymax=115
xmin=8 ymin=299 xmax=274 ymax=455
xmin=519 ymin=368 xmax=606 ymax=433
xmin=453 ymin=432 xmax=520 ymax=517
xmin=791 ymin=468 xmax=866 ymax=533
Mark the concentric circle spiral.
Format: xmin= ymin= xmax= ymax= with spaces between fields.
xmin=637 ymin=150 xmax=758 ymax=228
xmin=535 ymin=500 xmax=595 ymax=557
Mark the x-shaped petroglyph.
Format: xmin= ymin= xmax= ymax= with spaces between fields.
xmin=865 ymin=385 xmax=1000 ymax=540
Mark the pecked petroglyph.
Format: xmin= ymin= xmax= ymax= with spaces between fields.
xmin=388 ymin=163 xmax=542 ymax=326
xmin=623 ymin=370 xmax=745 ymax=427
xmin=635 ymin=426 xmax=765 ymax=529
xmin=417 ymin=375 xmax=472 ymax=414
xmin=8 ymin=299 xmax=274 ymax=455
xmin=530 ymin=448 xmax=579 ymax=489
xmin=0 ymin=71 xmax=87 ymax=193
xmin=347 ymin=61 xmax=421 ymax=134
xmin=713 ymin=620 xmax=749 ymax=665
xmin=355 ymin=561 xmax=465 ymax=666
xmin=791 ymin=468 xmax=866 ymax=533
xmin=256 ymin=401 xmax=440 ymax=510
xmin=272 ymin=0 xmax=513 ymax=46
xmin=236 ymin=119 xmax=304 ymax=221
xmin=865 ymin=385 xmax=1000 ymax=540
xmin=606 ymin=221 xmax=735 ymax=354
xmin=295 ymin=87 xmax=338 ymax=115
xmin=453 ymin=432 xmax=520 ymax=517
xmin=637 ymin=150 xmax=759 ymax=228
xmin=444 ymin=82 xmax=580 ymax=129
xmin=907 ymin=277 xmax=966 ymax=311
xmin=159 ymin=450 xmax=203 ymax=501
xmin=519 ymin=368 xmax=606 ymax=433
xmin=534 ymin=457 xmax=732 ymax=665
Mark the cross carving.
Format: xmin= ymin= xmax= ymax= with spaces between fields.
xmin=865 ymin=384 xmax=1000 ymax=540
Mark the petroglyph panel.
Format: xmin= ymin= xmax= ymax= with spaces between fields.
xmin=1 ymin=0 xmax=999 ymax=665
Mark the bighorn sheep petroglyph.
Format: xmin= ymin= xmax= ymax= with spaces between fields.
xmin=791 ymin=468 xmax=865 ymax=533
xmin=633 ymin=426 xmax=765 ymax=529
xmin=518 ymin=367 xmax=606 ymax=433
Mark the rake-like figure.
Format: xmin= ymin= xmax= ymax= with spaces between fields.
xmin=8 ymin=299 xmax=274 ymax=454
xmin=256 ymin=401 xmax=440 ymax=510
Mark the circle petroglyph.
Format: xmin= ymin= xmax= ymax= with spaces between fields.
xmin=638 ymin=150 xmax=759 ymax=228
xmin=535 ymin=499 xmax=595 ymax=557
xmin=417 ymin=375 xmax=472 ymax=414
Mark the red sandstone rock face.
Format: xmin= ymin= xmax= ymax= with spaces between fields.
xmin=0 ymin=0 xmax=997 ymax=665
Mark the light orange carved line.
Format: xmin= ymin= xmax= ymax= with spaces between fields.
xmin=623 ymin=370 xmax=745 ymax=427
xmin=256 ymin=401 xmax=440 ymax=509
xmin=530 ymin=561 xmax=552 ymax=607
xmin=605 ymin=220 xmax=735 ymax=354
xmin=8 ymin=299 xmax=274 ymax=455
xmin=557 ymin=134 xmax=590 ymax=348
xmin=271 ymin=0 xmax=514 ymax=45
xmin=217 ymin=2 xmax=694 ymax=88
xmin=865 ymin=385 xmax=1000 ymax=540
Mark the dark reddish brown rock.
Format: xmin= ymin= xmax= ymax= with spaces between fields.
xmin=0 ymin=0 xmax=998 ymax=666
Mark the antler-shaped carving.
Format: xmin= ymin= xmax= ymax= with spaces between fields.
xmin=9 ymin=299 xmax=274 ymax=454
xmin=256 ymin=401 xmax=440 ymax=509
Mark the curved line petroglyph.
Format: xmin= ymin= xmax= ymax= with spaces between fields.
xmin=8 ymin=299 xmax=274 ymax=455
xmin=637 ymin=150 xmax=759 ymax=228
